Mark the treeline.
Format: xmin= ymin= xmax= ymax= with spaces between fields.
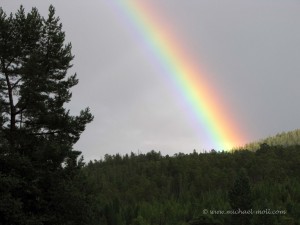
xmin=83 ymin=145 xmax=300 ymax=225
xmin=240 ymin=129 xmax=300 ymax=151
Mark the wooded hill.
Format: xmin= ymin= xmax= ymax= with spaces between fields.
xmin=240 ymin=129 xmax=300 ymax=151
xmin=83 ymin=144 xmax=300 ymax=225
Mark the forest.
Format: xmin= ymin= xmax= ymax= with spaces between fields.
xmin=0 ymin=5 xmax=299 ymax=225
xmin=240 ymin=129 xmax=300 ymax=151
xmin=82 ymin=144 xmax=300 ymax=225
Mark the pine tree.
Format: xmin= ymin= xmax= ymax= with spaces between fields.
xmin=229 ymin=169 xmax=253 ymax=225
xmin=0 ymin=5 xmax=93 ymax=225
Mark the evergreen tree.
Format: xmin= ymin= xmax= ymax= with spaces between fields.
xmin=229 ymin=169 xmax=252 ymax=225
xmin=0 ymin=5 xmax=93 ymax=225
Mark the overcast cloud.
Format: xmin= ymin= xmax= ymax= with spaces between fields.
xmin=2 ymin=1 xmax=300 ymax=160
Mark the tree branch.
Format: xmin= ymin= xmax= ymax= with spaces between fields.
xmin=15 ymin=106 xmax=26 ymax=115
xmin=11 ymin=77 xmax=23 ymax=89
xmin=32 ymin=130 xmax=61 ymax=136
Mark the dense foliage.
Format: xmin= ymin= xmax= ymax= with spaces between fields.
xmin=0 ymin=6 xmax=94 ymax=225
xmin=84 ymin=145 xmax=300 ymax=225
xmin=241 ymin=129 xmax=300 ymax=151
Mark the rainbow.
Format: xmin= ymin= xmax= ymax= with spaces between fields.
xmin=110 ymin=1 xmax=245 ymax=150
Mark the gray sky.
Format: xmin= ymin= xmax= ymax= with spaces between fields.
xmin=2 ymin=1 xmax=300 ymax=160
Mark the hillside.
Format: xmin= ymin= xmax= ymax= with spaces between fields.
xmin=83 ymin=145 xmax=300 ymax=225
xmin=240 ymin=129 xmax=300 ymax=151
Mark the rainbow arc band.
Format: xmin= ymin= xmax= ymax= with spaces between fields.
xmin=112 ymin=0 xmax=245 ymax=150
